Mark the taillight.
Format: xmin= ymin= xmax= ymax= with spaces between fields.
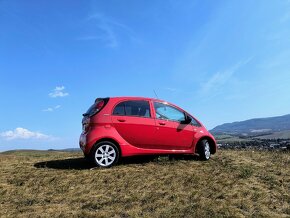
xmin=82 ymin=117 xmax=90 ymax=132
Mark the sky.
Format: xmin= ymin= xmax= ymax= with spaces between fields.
xmin=0 ymin=0 xmax=290 ymax=151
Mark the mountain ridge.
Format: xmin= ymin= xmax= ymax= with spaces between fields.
xmin=211 ymin=114 xmax=290 ymax=135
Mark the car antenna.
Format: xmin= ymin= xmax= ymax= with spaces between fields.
xmin=153 ymin=89 xmax=159 ymax=99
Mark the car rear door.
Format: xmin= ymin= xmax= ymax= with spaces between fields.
xmin=111 ymin=100 xmax=156 ymax=149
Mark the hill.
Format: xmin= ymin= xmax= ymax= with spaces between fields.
xmin=253 ymin=130 xmax=290 ymax=140
xmin=0 ymin=150 xmax=289 ymax=217
xmin=211 ymin=114 xmax=290 ymax=136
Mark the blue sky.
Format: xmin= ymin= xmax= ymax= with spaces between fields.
xmin=1 ymin=0 xmax=290 ymax=151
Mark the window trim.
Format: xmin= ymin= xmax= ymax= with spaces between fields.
xmin=112 ymin=100 xmax=152 ymax=118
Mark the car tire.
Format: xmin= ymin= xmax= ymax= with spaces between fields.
xmin=197 ymin=139 xmax=211 ymax=161
xmin=91 ymin=141 xmax=120 ymax=167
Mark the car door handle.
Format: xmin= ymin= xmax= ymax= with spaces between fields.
xmin=159 ymin=122 xmax=166 ymax=126
xmin=117 ymin=119 xmax=126 ymax=122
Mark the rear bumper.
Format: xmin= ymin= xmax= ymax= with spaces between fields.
xmin=79 ymin=132 xmax=89 ymax=154
xmin=79 ymin=129 xmax=108 ymax=155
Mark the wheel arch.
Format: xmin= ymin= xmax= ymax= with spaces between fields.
xmin=195 ymin=136 xmax=216 ymax=154
xmin=90 ymin=138 xmax=122 ymax=157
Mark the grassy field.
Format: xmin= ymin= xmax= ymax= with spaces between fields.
xmin=0 ymin=150 xmax=289 ymax=218
xmin=214 ymin=134 xmax=253 ymax=142
xmin=254 ymin=130 xmax=290 ymax=140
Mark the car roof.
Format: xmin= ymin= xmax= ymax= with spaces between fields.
xmin=109 ymin=96 xmax=159 ymax=101
xmin=104 ymin=96 xmax=201 ymax=125
xmin=108 ymin=96 xmax=181 ymax=110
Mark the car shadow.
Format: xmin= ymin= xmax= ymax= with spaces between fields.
xmin=34 ymin=157 xmax=93 ymax=170
xmin=34 ymin=155 xmax=199 ymax=170
xmin=120 ymin=155 xmax=159 ymax=165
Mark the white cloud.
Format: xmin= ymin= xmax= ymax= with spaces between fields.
xmin=43 ymin=108 xmax=53 ymax=112
xmin=92 ymin=14 xmax=118 ymax=48
xmin=201 ymin=58 xmax=252 ymax=95
xmin=163 ymin=87 xmax=194 ymax=96
xmin=164 ymin=87 xmax=178 ymax=92
xmin=49 ymin=86 xmax=69 ymax=98
xmin=42 ymin=105 xmax=61 ymax=112
xmin=78 ymin=13 xmax=137 ymax=48
xmin=0 ymin=128 xmax=52 ymax=140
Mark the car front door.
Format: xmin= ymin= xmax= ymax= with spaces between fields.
xmin=111 ymin=100 xmax=156 ymax=149
xmin=153 ymin=102 xmax=194 ymax=150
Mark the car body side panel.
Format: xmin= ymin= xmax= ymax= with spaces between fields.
xmin=111 ymin=115 xmax=156 ymax=149
xmin=154 ymin=119 xmax=194 ymax=149
xmin=81 ymin=124 xmax=215 ymax=157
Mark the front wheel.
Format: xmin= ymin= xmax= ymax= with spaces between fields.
xmin=197 ymin=139 xmax=211 ymax=161
xmin=92 ymin=141 xmax=120 ymax=167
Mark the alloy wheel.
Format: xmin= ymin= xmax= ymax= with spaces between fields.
xmin=204 ymin=141 xmax=211 ymax=160
xmin=95 ymin=144 xmax=116 ymax=167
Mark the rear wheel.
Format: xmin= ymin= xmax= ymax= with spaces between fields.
xmin=92 ymin=141 xmax=120 ymax=167
xmin=197 ymin=139 xmax=211 ymax=161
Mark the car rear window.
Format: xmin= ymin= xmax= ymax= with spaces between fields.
xmin=113 ymin=100 xmax=151 ymax=118
xmin=83 ymin=98 xmax=109 ymax=117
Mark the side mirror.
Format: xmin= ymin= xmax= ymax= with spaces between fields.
xmin=180 ymin=115 xmax=192 ymax=124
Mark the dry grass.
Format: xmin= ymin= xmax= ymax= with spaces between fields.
xmin=0 ymin=150 xmax=289 ymax=218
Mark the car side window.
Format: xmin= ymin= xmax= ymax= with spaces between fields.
xmin=154 ymin=102 xmax=185 ymax=122
xmin=113 ymin=102 xmax=125 ymax=115
xmin=113 ymin=100 xmax=151 ymax=118
xmin=189 ymin=115 xmax=202 ymax=127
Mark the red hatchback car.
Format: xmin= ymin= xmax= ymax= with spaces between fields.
xmin=79 ymin=97 xmax=216 ymax=167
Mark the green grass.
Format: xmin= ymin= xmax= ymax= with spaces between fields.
xmin=0 ymin=150 xmax=289 ymax=217
xmin=254 ymin=130 xmax=290 ymax=139
xmin=214 ymin=134 xmax=253 ymax=143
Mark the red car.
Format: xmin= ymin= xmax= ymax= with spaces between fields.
xmin=79 ymin=97 xmax=216 ymax=167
